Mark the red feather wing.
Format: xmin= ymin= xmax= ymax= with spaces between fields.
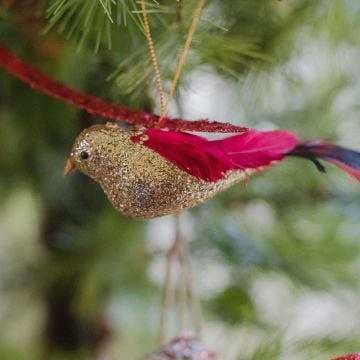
xmin=131 ymin=129 xmax=298 ymax=182
xmin=131 ymin=130 xmax=234 ymax=182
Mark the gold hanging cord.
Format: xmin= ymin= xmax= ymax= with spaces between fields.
xmin=140 ymin=0 xmax=206 ymax=124
xmin=140 ymin=0 xmax=166 ymax=121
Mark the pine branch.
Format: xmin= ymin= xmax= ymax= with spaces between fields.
xmin=44 ymin=0 xmax=142 ymax=50
xmin=40 ymin=0 xmax=318 ymax=104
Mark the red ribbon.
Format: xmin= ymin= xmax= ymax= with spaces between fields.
xmin=0 ymin=43 xmax=247 ymax=133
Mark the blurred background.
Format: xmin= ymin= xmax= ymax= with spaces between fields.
xmin=0 ymin=0 xmax=359 ymax=359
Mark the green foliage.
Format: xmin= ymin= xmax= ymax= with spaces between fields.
xmin=45 ymin=0 xmax=142 ymax=51
xmin=44 ymin=0 xmax=321 ymax=100
xmin=209 ymin=285 xmax=258 ymax=324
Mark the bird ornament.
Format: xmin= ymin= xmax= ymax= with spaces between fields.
xmin=64 ymin=122 xmax=360 ymax=219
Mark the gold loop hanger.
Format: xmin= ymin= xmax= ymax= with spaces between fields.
xmin=140 ymin=0 xmax=206 ymax=125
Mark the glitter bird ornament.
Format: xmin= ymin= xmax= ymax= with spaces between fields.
xmin=64 ymin=122 xmax=360 ymax=220
xmin=64 ymin=123 xmax=249 ymax=219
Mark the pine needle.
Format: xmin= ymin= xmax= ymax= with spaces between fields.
xmin=44 ymin=0 xmax=135 ymax=50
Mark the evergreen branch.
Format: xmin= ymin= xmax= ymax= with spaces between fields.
xmin=0 ymin=43 xmax=247 ymax=133
xmin=109 ymin=0 xmax=313 ymax=101
xmin=43 ymin=0 xmax=173 ymax=50
xmin=199 ymin=34 xmax=274 ymax=77
xmin=44 ymin=0 xmax=141 ymax=50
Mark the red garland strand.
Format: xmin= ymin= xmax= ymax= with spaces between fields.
xmin=0 ymin=43 xmax=247 ymax=133
xmin=333 ymin=354 xmax=360 ymax=360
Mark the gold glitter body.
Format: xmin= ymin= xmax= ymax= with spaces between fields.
xmin=69 ymin=123 xmax=247 ymax=219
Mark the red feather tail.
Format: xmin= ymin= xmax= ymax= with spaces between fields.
xmin=287 ymin=142 xmax=360 ymax=181
xmin=132 ymin=129 xmax=298 ymax=182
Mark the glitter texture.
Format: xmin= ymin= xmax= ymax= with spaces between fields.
xmin=69 ymin=123 xmax=247 ymax=219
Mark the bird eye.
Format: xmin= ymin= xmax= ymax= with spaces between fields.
xmin=80 ymin=150 xmax=90 ymax=160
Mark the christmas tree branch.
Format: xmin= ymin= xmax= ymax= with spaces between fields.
xmin=0 ymin=43 xmax=247 ymax=133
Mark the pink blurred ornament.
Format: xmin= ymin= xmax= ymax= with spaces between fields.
xmin=145 ymin=335 xmax=216 ymax=360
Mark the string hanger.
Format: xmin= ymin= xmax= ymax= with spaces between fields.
xmin=140 ymin=0 xmax=206 ymax=125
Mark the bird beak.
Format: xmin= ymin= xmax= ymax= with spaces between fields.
xmin=64 ymin=159 xmax=75 ymax=176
